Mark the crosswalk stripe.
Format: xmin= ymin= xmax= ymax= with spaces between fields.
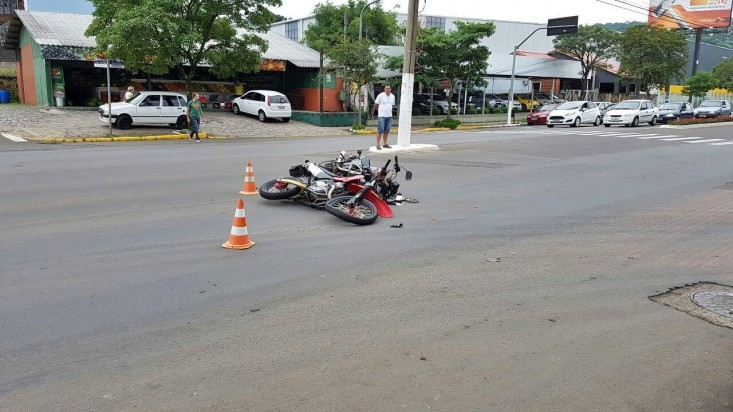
xmin=684 ymin=139 xmax=725 ymax=143
xmin=710 ymin=141 xmax=733 ymax=145
xmin=1 ymin=133 xmax=27 ymax=142
xmin=660 ymin=137 xmax=703 ymax=141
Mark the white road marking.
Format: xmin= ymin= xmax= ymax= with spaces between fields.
xmin=660 ymin=137 xmax=703 ymax=141
xmin=1 ymin=133 xmax=27 ymax=142
xmin=710 ymin=141 xmax=733 ymax=145
xmin=684 ymin=139 xmax=725 ymax=144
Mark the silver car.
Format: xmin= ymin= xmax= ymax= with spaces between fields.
xmin=693 ymin=100 xmax=732 ymax=118
xmin=603 ymin=99 xmax=659 ymax=127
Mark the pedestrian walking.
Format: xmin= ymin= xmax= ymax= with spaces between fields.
xmin=374 ymin=85 xmax=395 ymax=149
xmin=187 ymin=93 xmax=203 ymax=142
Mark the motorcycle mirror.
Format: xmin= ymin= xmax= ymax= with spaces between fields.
xmin=405 ymin=170 xmax=413 ymax=181
xmin=357 ymin=149 xmax=362 ymax=155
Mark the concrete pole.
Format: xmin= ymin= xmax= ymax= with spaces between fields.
xmin=397 ymin=0 xmax=419 ymax=147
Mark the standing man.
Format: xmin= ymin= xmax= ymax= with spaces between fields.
xmin=187 ymin=93 xmax=203 ymax=142
xmin=373 ymin=85 xmax=395 ymax=150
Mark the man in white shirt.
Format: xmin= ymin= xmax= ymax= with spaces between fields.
xmin=373 ymin=85 xmax=395 ymax=149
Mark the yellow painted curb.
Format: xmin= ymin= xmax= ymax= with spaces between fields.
xmin=32 ymin=132 xmax=210 ymax=143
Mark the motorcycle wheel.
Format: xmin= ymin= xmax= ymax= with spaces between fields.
xmin=259 ymin=178 xmax=301 ymax=200
xmin=325 ymin=196 xmax=378 ymax=225
xmin=318 ymin=160 xmax=338 ymax=173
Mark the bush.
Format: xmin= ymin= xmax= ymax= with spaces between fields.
xmin=351 ymin=123 xmax=365 ymax=130
xmin=433 ymin=118 xmax=461 ymax=129
xmin=86 ymin=97 xmax=101 ymax=107
xmin=670 ymin=116 xmax=733 ymax=126
xmin=412 ymin=108 xmax=421 ymax=116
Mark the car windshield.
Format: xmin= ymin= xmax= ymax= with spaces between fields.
xmin=430 ymin=95 xmax=447 ymax=101
xmin=613 ymin=101 xmax=641 ymax=110
xmin=556 ymin=102 xmax=581 ymax=110
xmin=128 ymin=93 xmax=145 ymax=104
xmin=539 ymin=104 xmax=557 ymax=111
xmin=699 ymin=101 xmax=722 ymax=107
xmin=659 ymin=103 xmax=681 ymax=110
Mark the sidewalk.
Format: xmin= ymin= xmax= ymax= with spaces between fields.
xmin=0 ymin=104 xmax=513 ymax=143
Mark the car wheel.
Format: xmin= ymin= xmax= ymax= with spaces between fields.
xmin=117 ymin=115 xmax=133 ymax=130
xmin=648 ymin=116 xmax=656 ymax=126
xmin=571 ymin=117 xmax=581 ymax=127
xmin=631 ymin=116 xmax=639 ymax=127
xmin=258 ymin=110 xmax=267 ymax=122
xmin=233 ymin=104 xmax=241 ymax=115
xmin=593 ymin=116 xmax=601 ymax=126
xmin=175 ymin=115 xmax=188 ymax=130
xmin=282 ymin=117 xmax=290 ymax=123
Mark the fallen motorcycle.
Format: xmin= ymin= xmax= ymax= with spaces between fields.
xmin=259 ymin=159 xmax=390 ymax=225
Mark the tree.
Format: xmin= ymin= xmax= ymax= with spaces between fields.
xmin=712 ymin=59 xmax=733 ymax=92
xmin=323 ymin=37 xmax=380 ymax=115
xmin=303 ymin=0 xmax=400 ymax=51
xmin=552 ymin=25 xmax=621 ymax=100
xmin=386 ymin=21 xmax=495 ymax=119
xmin=681 ymin=71 xmax=719 ymax=98
xmin=617 ymin=24 xmax=688 ymax=98
xmin=86 ymin=0 xmax=281 ymax=93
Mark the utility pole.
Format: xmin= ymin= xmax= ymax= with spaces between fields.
xmin=396 ymin=0 xmax=419 ymax=147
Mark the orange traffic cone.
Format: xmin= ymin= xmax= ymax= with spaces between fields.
xmin=239 ymin=161 xmax=258 ymax=195
xmin=222 ymin=198 xmax=255 ymax=249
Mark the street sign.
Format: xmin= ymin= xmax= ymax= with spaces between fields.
xmin=547 ymin=16 xmax=578 ymax=36
xmin=93 ymin=59 xmax=125 ymax=69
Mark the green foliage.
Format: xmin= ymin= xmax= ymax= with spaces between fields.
xmin=351 ymin=122 xmax=365 ymax=130
xmin=433 ymin=118 xmax=461 ymax=129
xmin=388 ymin=21 xmax=495 ymax=120
xmin=672 ymin=116 xmax=733 ymax=125
xmin=323 ymin=37 xmax=380 ymax=112
xmin=86 ymin=0 xmax=280 ymax=93
xmin=681 ymin=71 xmax=719 ymax=97
xmin=303 ymin=0 xmax=400 ymax=50
xmin=86 ymin=97 xmax=102 ymax=107
xmin=617 ymin=24 xmax=688 ymax=96
xmin=552 ymin=25 xmax=621 ymax=99
xmin=712 ymin=59 xmax=733 ymax=92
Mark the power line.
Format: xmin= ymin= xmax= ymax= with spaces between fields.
xmin=595 ymin=0 xmax=704 ymax=29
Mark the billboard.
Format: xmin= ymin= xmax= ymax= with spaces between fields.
xmin=648 ymin=0 xmax=733 ymax=29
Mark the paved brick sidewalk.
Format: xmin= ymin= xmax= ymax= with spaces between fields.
xmin=0 ymin=104 xmax=352 ymax=140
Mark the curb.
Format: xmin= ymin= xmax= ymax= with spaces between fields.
xmin=351 ymin=123 xmax=509 ymax=134
xmin=33 ymin=132 xmax=211 ymax=143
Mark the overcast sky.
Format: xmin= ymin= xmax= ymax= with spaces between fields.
xmin=27 ymin=0 xmax=647 ymax=25
xmin=274 ymin=0 xmax=648 ymax=25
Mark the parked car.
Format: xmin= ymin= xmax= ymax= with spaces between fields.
xmin=232 ymin=90 xmax=292 ymax=122
xmin=603 ymin=99 xmax=658 ymax=127
xmin=526 ymin=103 xmax=559 ymax=125
xmin=693 ymin=99 xmax=732 ymax=118
xmin=210 ymin=93 xmax=238 ymax=111
xmin=515 ymin=93 xmax=542 ymax=111
xmin=98 ymin=91 xmax=188 ymax=130
xmin=450 ymin=94 xmax=478 ymax=113
xmin=496 ymin=94 xmax=523 ymax=111
xmin=657 ymin=102 xmax=694 ymax=123
xmin=546 ymin=100 xmax=601 ymax=127
xmin=595 ymin=102 xmax=616 ymax=124
xmin=413 ymin=93 xmax=458 ymax=114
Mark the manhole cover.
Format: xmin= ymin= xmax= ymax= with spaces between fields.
xmin=692 ymin=291 xmax=733 ymax=318
xmin=650 ymin=282 xmax=733 ymax=329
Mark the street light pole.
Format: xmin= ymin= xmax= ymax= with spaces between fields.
xmin=357 ymin=0 xmax=379 ymax=127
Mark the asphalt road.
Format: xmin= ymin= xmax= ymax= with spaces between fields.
xmin=1 ymin=124 xmax=732 ymax=411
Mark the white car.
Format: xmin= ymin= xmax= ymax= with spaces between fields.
xmin=693 ymin=100 xmax=732 ymax=118
xmin=603 ymin=99 xmax=658 ymax=127
xmin=98 ymin=91 xmax=189 ymax=130
xmin=231 ymin=90 xmax=292 ymax=122
xmin=546 ymin=100 xmax=601 ymax=127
